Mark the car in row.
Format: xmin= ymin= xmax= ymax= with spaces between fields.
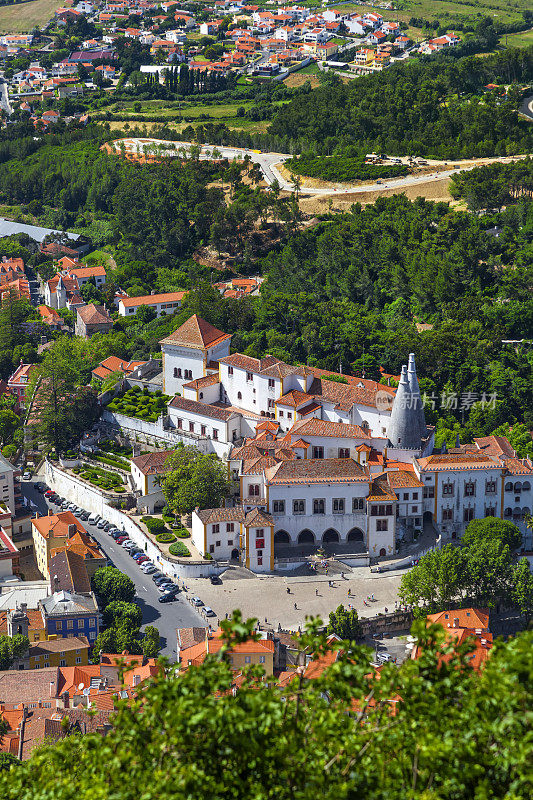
xmin=40 ymin=491 xmax=181 ymax=603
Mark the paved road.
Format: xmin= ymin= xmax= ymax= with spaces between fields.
xmin=21 ymin=481 xmax=206 ymax=660
xmin=117 ymin=138 xmax=533 ymax=196
xmin=0 ymin=80 xmax=12 ymax=117
xmin=519 ymin=93 xmax=533 ymax=121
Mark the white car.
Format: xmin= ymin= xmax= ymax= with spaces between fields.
xmin=191 ymin=597 xmax=203 ymax=607
xmin=22 ymin=471 xmax=31 ymax=481
xmin=97 ymin=519 xmax=106 ymax=529
xmin=376 ymin=652 xmax=394 ymax=663
xmin=203 ymin=606 xmax=216 ymax=617
xmin=121 ymin=539 xmax=134 ymax=548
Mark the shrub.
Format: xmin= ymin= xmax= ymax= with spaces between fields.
xmin=142 ymin=516 xmax=167 ymax=534
xmin=156 ymin=532 xmax=177 ymax=544
xmin=174 ymin=528 xmax=191 ymax=539
xmin=169 ymin=542 xmax=191 ymax=557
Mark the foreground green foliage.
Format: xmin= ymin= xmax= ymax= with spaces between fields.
xmin=1 ymin=615 xmax=531 ymax=800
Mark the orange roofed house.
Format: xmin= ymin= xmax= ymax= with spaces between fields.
xmin=32 ymin=510 xmax=106 ymax=580
xmin=178 ymin=627 xmax=275 ymax=676
xmin=412 ymin=608 xmax=493 ymax=672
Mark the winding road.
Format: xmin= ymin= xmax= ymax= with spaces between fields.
xmin=109 ymin=138 xmax=533 ymax=197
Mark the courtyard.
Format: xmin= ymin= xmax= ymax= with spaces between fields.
xmin=184 ymin=565 xmax=406 ymax=632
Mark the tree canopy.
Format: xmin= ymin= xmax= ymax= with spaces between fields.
xmin=0 ymin=616 xmax=531 ymax=800
xmin=161 ymin=446 xmax=231 ymax=516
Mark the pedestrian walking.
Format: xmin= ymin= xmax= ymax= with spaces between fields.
xmin=294 ymin=602 xmax=297 ymax=610
xmin=315 ymin=588 xmax=318 ymax=596
xmin=348 ymin=588 xmax=351 ymax=597
xmin=287 ymin=587 xmax=290 ymax=594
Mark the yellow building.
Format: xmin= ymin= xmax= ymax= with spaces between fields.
xmin=178 ymin=628 xmax=275 ymax=676
xmin=28 ymin=636 xmax=90 ymax=669
xmin=32 ymin=511 xmax=105 ymax=580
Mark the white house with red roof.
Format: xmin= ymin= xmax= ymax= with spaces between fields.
xmin=117 ymin=291 xmax=186 ymax=318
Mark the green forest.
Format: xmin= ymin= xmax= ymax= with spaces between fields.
xmin=285 ymin=155 xmax=409 ymax=182
xmin=269 ymin=47 xmax=533 ymax=158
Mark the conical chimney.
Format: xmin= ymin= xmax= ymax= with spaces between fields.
xmin=407 ymin=353 xmax=427 ymax=439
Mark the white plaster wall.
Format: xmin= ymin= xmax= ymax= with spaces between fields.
xmin=45 ymin=462 xmax=222 ymax=578
xmin=367 ymin=515 xmax=395 ymax=557
xmin=162 ymin=344 xmax=205 ymax=396
xmin=268 ymin=484 xmax=369 ymax=544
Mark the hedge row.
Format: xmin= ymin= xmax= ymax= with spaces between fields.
xmin=169 ymin=542 xmax=191 ymax=557
xmin=156 ymin=532 xmax=177 ymax=544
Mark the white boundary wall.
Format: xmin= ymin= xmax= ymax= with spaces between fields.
xmin=44 ymin=461 xmax=222 ymax=580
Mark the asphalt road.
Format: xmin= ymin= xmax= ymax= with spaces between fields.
xmin=20 ymin=480 xmax=206 ymax=659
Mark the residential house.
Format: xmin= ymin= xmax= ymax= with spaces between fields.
xmin=32 ymin=510 xmax=105 ymax=581
xmin=28 ymin=636 xmax=90 ymax=669
xmin=7 ymin=363 xmax=35 ymax=411
xmin=75 ymin=304 xmax=113 ymax=338
xmin=117 ymin=291 xmax=186 ymax=317
xmin=37 ymin=305 xmax=63 ymax=330
xmin=130 ymin=450 xmax=173 ymax=512
xmin=178 ymin=626 xmax=275 ymax=674
xmin=38 ymin=590 xmax=99 ymax=644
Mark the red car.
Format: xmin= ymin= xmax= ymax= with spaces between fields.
xmin=135 ymin=555 xmax=149 ymax=565
xmin=116 ymin=536 xmax=129 ymax=544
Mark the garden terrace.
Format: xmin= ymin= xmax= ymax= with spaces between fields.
xmin=106 ymin=387 xmax=170 ymax=423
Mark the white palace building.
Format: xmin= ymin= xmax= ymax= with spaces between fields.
xmin=103 ymin=315 xmax=533 ymax=573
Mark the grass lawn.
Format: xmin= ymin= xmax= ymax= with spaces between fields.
xmin=329 ymin=0 xmax=527 ymax=26
xmin=0 ymin=0 xmax=60 ymax=32
xmin=500 ymin=28 xmax=533 ymax=48
xmin=85 ymin=248 xmax=116 ymax=264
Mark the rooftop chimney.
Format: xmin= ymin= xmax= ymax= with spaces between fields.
xmin=68 ymin=524 xmax=77 ymax=536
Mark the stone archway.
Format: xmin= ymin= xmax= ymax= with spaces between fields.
xmin=347 ymin=527 xmax=364 ymax=542
xmin=322 ymin=529 xmax=339 ymax=543
xmin=274 ymin=530 xmax=290 ymax=545
xmin=298 ymin=529 xmax=314 ymax=545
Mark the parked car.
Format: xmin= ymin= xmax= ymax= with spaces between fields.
xmin=151 ymin=571 xmax=164 ymax=582
xmin=210 ymin=575 xmax=222 ymax=585
xmin=103 ymin=522 xmax=111 ymax=531
xmin=158 ymin=591 xmax=178 ymax=603
xmin=136 ymin=556 xmax=150 ymax=565
xmin=111 ymin=532 xmax=123 ymax=540
xmin=80 ymin=512 xmax=89 ymax=521
xmin=376 ymin=651 xmax=394 ymax=663
xmin=116 ymin=536 xmax=129 ymax=544
xmin=97 ymin=519 xmax=107 ymax=529
xmin=141 ymin=565 xmax=156 ymax=574
xmin=121 ymin=540 xmax=134 ymax=548
xmin=191 ymin=597 xmax=203 ymax=607
xmin=158 ymin=582 xmax=175 ymax=593
xmin=203 ymin=606 xmax=216 ymax=617
xmin=22 ymin=471 xmax=31 ymax=481
xmin=154 ymin=576 xmax=169 ymax=587
xmin=88 ymin=514 xmax=99 ymax=525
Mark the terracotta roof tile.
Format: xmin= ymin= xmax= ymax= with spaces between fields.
xmin=131 ymin=450 xmax=174 ymax=475
xmin=289 ymin=418 xmax=371 ymax=439
xmin=416 ymin=454 xmax=503 ymax=471
xmin=160 ymin=315 xmax=231 ymax=349
xmin=169 ymin=396 xmax=236 ymax=422
xmin=265 ymin=458 xmax=368 ymax=485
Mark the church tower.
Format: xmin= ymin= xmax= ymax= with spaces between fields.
xmin=7 ymin=603 xmax=29 ymax=638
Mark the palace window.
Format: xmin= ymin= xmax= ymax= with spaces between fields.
xmin=485 ymin=481 xmax=496 ymax=494
xmin=249 ymin=484 xmax=260 ymax=497
xmin=423 ymin=486 xmax=434 ymax=499
xmin=464 ymin=481 xmax=476 ymax=497
xmin=442 ymin=483 xmax=454 ymax=496
xmin=442 ymin=508 xmax=453 ymax=521
xmin=228 ymin=366 xmax=233 ymax=377
xmin=312 ymin=446 xmax=324 ymax=459
xmin=332 ymin=498 xmax=345 ymax=514
xmin=463 ymin=508 xmax=474 ymax=522
xmin=293 ymin=500 xmax=305 ymax=515
xmin=313 ymin=499 xmax=325 ymax=515
xmin=273 ymin=500 xmax=285 ymax=514
xmin=376 ymin=519 xmax=388 ymax=531
xmin=338 ymin=448 xmax=350 ymax=459
xmin=352 ymin=498 xmax=364 ymax=512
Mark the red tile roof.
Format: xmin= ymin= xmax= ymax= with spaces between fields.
xmin=160 ymin=315 xmax=231 ymax=349
xmin=265 ymin=458 xmax=368 ymax=485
